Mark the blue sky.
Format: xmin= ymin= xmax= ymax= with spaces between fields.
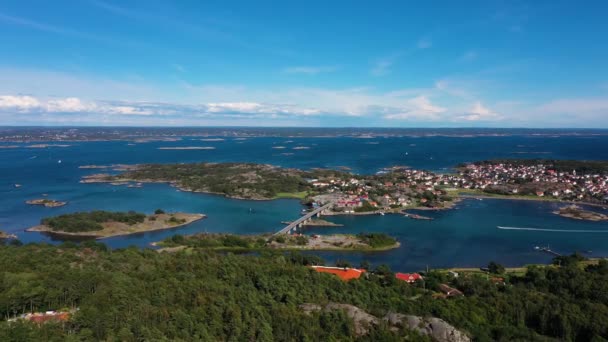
xmin=0 ymin=0 xmax=607 ymax=127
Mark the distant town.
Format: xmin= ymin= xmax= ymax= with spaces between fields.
xmin=315 ymin=159 xmax=608 ymax=214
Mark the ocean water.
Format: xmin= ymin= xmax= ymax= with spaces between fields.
xmin=2 ymin=132 xmax=608 ymax=270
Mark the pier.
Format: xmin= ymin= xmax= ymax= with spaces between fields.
xmin=274 ymin=202 xmax=334 ymax=235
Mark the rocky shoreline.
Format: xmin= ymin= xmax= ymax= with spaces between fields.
xmin=0 ymin=231 xmax=18 ymax=239
xmin=27 ymin=213 xmax=206 ymax=239
xmin=553 ymin=205 xmax=608 ymax=221
xmin=80 ymin=173 xmax=288 ymax=201
xmin=26 ymin=199 xmax=67 ymax=208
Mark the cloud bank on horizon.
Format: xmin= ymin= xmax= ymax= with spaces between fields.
xmin=0 ymin=0 xmax=607 ymax=127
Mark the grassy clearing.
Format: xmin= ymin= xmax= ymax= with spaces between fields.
xmin=273 ymin=191 xmax=309 ymax=199
xmin=448 ymin=188 xmax=563 ymax=202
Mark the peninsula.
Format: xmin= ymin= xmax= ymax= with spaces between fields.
xmin=26 ymin=198 xmax=67 ymax=208
xmin=80 ymin=162 xmax=350 ymax=200
xmin=80 ymin=159 xmax=608 ymax=215
xmin=156 ymin=232 xmax=400 ymax=252
xmin=27 ymin=210 xmax=205 ymax=239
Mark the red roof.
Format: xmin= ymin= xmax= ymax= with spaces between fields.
xmin=395 ymin=272 xmax=423 ymax=283
xmin=310 ymin=266 xmax=366 ymax=281
xmin=28 ymin=312 xmax=70 ymax=324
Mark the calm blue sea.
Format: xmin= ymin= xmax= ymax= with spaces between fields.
xmin=2 ymin=132 xmax=608 ymax=271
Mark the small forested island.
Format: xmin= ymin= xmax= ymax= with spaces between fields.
xmin=25 ymin=198 xmax=67 ymax=208
xmin=156 ymin=232 xmax=399 ymax=252
xmin=554 ymin=205 xmax=608 ymax=221
xmin=26 ymin=210 xmax=205 ymax=239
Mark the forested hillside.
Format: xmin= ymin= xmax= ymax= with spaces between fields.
xmin=1 ymin=241 xmax=607 ymax=341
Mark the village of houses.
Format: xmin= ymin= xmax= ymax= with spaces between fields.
xmin=306 ymin=161 xmax=608 ymax=214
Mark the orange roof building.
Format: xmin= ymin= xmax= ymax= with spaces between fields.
xmin=395 ymin=272 xmax=423 ymax=283
xmin=310 ymin=266 xmax=366 ymax=281
xmin=25 ymin=312 xmax=71 ymax=324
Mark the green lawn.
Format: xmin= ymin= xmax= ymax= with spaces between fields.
xmin=273 ymin=191 xmax=309 ymax=199
xmin=448 ymin=188 xmax=562 ymax=202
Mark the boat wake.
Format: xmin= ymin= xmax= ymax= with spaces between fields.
xmin=497 ymin=226 xmax=608 ymax=233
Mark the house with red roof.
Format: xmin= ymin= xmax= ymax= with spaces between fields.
xmin=310 ymin=266 xmax=366 ymax=281
xmin=395 ymin=272 xmax=423 ymax=283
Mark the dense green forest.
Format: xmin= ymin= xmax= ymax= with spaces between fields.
xmin=40 ymin=211 xmax=147 ymax=232
xmin=469 ymin=159 xmax=608 ymax=174
xmin=1 ymin=241 xmax=608 ymax=341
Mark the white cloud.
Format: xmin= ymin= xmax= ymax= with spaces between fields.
xmin=0 ymin=95 xmax=321 ymax=119
xmin=0 ymin=95 xmax=41 ymax=111
xmin=384 ymin=96 xmax=446 ymax=120
xmin=4 ymin=67 xmax=607 ymax=127
xmin=283 ymin=66 xmax=336 ymax=75
xmin=457 ymin=101 xmax=502 ymax=121
xmin=204 ymin=102 xmax=321 ymax=116
xmin=46 ymin=97 xmax=97 ymax=112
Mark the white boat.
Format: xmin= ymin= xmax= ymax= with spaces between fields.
xmin=57 ymin=159 xmax=62 ymax=164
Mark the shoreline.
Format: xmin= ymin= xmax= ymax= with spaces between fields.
xmin=26 ymin=213 xmax=206 ymax=240
xmin=82 ymin=175 xmax=303 ymax=201
xmin=153 ymin=233 xmax=401 ymax=253
xmin=156 ymin=243 xmax=401 ymax=253
xmin=457 ymin=193 xmax=608 ymax=209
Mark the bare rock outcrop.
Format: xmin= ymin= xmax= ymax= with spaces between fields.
xmin=300 ymin=302 xmax=470 ymax=341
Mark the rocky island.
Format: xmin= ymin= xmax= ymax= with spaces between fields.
xmin=27 ymin=210 xmax=205 ymax=239
xmin=26 ymin=198 xmax=67 ymax=208
xmin=156 ymin=232 xmax=400 ymax=252
xmin=0 ymin=230 xmax=17 ymax=239
xmin=554 ymin=205 xmax=608 ymax=221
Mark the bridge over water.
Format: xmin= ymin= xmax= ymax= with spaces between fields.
xmin=274 ymin=202 xmax=334 ymax=235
